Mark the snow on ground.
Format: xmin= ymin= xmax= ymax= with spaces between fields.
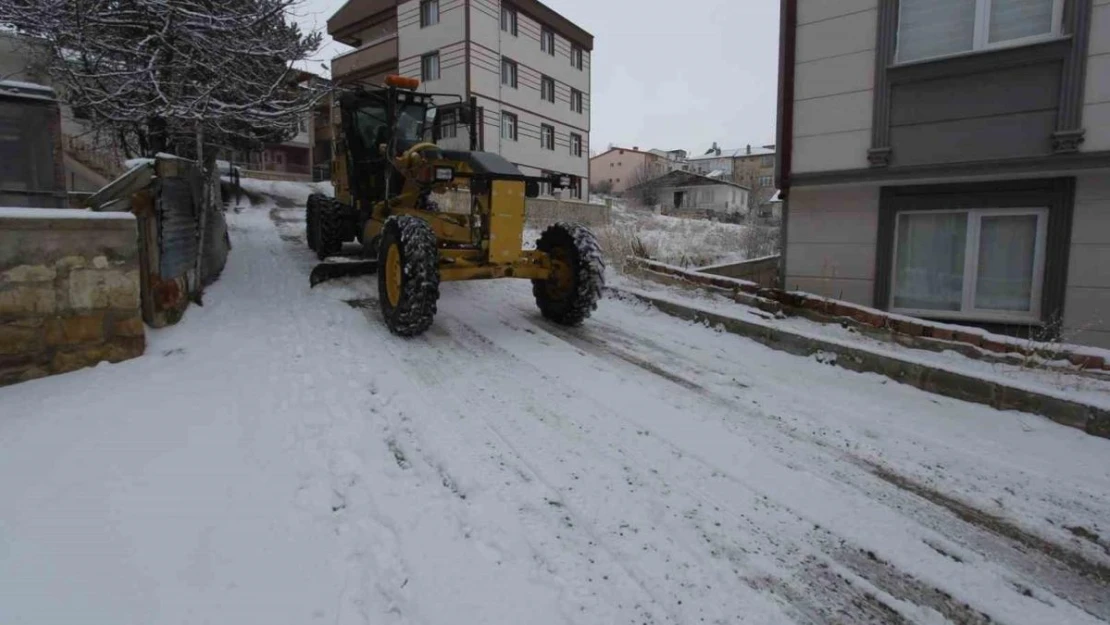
xmin=232 ymin=176 xmax=334 ymax=205
xmin=613 ymin=272 xmax=1110 ymax=410
xmin=2 ymin=192 xmax=1110 ymax=625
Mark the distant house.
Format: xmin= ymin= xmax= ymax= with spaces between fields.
xmin=0 ymin=80 xmax=65 ymax=208
xmin=776 ymin=0 xmax=1110 ymax=347
xmin=630 ymin=170 xmax=749 ymax=216
xmin=589 ymin=146 xmax=668 ymax=194
xmin=689 ymin=142 xmax=777 ymax=209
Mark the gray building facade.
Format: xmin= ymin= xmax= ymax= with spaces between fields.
xmin=777 ymin=0 xmax=1110 ymax=347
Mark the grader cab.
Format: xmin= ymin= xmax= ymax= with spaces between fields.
xmin=306 ymin=75 xmax=604 ymax=337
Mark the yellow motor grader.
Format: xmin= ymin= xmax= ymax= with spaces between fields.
xmin=306 ymin=75 xmax=603 ymax=337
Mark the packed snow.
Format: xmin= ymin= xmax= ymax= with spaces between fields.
xmin=2 ymin=190 xmax=1109 ymax=625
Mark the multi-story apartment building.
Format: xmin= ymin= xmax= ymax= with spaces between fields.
xmin=777 ymin=0 xmax=1110 ymax=347
xmin=327 ymin=0 xmax=593 ymax=198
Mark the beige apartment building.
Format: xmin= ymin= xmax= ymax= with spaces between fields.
xmin=589 ymin=146 xmax=668 ymax=194
xmin=328 ymin=0 xmax=593 ymax=198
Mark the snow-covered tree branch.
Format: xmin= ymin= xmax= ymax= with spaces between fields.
xmin=0 ymin=0 xmax=327 ymax=158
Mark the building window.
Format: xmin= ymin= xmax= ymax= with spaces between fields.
xmin=891 ymin=208 xmax=1048 ymax=321
xmin=420 ymin=0 xmax=439 ymax=27
xmin=759 ymin=175 xmax=773 ymax=187
xmin=570 ymin=89 xmax=583 ymax=113
xmin=439 ymin=108 xmax=457 ymax=139
xmin=501 ymin=58 xmax=518 ymax=88
xmin=501 ymin=5 xmax=518 ymax=36
xmin=569 ymin=175 xmax=582 ymax=199
xmin=896 ymin=0 xmax=1061 ymax=63
xmin=541 ymin=28 xmax=555 ymax=55
xmin=571 ymin=45 xmax=583 ymax=70
xmin=541 ymin=75 xmax=555 ymax=103
xmin=421 ymin=52 xmax=440 ymax=82
xmin=570 ymin=133 xmax=582 ymax=157
xmin=501 ymin=111 xmax=518 ymax=141
xmin=540 ymin=124 xmax=554 ymax=150
xmin=761 ymin=155 xmax=774 ymax=167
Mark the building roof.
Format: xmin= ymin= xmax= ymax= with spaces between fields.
xmin=628 ymin=169 xmax=750 ymax=192
xmin=589 ymin=146 xmax=662 ymax=162
xmin=328 ymin=0 xmax=594 ymax=50
xmin=689 ymin=145 xmax=776 ymax=161
xmin=0 ymin=80 xmax=55 ymax=102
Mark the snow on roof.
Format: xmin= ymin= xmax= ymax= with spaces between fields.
xmin=689 ymin=146 xmax=776 ymax=161
xmin=0 ymin=207 xmax=135 ymax=220
xmin=0 ymin=79 xmax=56 ymax=102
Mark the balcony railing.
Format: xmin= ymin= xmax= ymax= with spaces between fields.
xmin=332 ymin=33 xmax=398 ymax=80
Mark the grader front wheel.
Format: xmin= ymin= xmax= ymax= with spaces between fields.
xmin=533 ymin=223 xmax=605 ymax=325
xmin=377 ymin=216 xmax=440 ymax=337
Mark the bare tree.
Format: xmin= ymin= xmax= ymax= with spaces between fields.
xmin=0 ymin=0 xmax=326 ymax=161
xmin=626 ymin=163 xmax=664 ymax=207
xmin=590 ymin=179 xmax=613 ymax=195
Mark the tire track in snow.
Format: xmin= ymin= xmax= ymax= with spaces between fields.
xmin=438 ymin=288 xmax=1108 ymax=625
xmin=502 ymin=299 xmax=1110 ymax=621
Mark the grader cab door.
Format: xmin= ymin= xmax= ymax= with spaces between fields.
xmin=339 ymin=92 xmax=390 ymax=210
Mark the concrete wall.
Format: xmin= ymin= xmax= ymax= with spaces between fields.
xmin=791 ymin=0 xmax=876 ymax=174
xmin=784 ymin=185 xmax=879 ymax=305
xmin=470 ymin=0 xmax=590 ymax=185
xmin=0 ymin=210 xmax=144 ymax=386
xmin=1082 ymin=0 xmax=1110 ymax=151
xmin=663 ymin=183 xmax=747 ymax=214
xmin=1064 ymin=174 xmax=1110 ymax=347
xmin=700 ymin=255 xmax=781 ymax=289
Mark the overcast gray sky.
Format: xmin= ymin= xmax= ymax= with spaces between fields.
xmin=294 ymin=0 xmax=780 ymax=156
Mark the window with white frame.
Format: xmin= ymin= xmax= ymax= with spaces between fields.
xmin=541 ymin=75 xmax=555 ymax=103
xmin=569 ymin=175 xmax=582 ymax=199
xmin=501 ymin=5 xmax=518 ymax=36
xmin=896 ymin=0 xmax=1062 ymax=64
xmin=759 ymin=175 xmax=773 ymax=187
xmin=501 ymin=58 xmax=518 ymax=88
xmin=439 ymin=108 xmax=457 ymax=139
xmin=570 ymin=133 xmax=582 ymax=157
xmin=891 ymin=208 xmax=1048 ymax=321
xmin=570 ymin=45 xmax=583 ymax=70
xmin=570 ymin=89 xmax=583 ymax=113
xmin=420 ymin=0 xmax=439 ymax=27
xmin=500 ymin=111 xmax=518 ymax=141
xmin=421 ymin=52 xmax=440 ymax=82
xmin=541 ymin=28 xmax=555 ymax=55
xmin=540 ymin=124 xmax=554 ymax=150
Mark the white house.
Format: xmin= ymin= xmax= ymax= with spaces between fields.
xmin=630 ymin=170 xmax=750 ymax=216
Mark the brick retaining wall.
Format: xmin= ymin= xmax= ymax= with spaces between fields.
xmin=0 ymin=210 xmax=145 ymax=386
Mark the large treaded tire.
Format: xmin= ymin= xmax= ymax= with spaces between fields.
xmin=316 ymin=199 xmax=346 ymax=260
xmin=532 ymin=222 xmax=605 ymax=326
xmin=378 ymin=216 xmax=440 ymax=337
xmin=305 ymin=193 xmax=323 ymax=251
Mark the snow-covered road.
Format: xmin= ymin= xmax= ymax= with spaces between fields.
xmin=2 ymin=199 xmax=1109 ymax=625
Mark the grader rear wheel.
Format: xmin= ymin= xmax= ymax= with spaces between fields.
xmin=377 ymin=216 xmax=440 ymax=337
xmin=532 ymin=223 xmax=605 ymax=325
xmin=305 ymin=194 xmax=322 ymax=251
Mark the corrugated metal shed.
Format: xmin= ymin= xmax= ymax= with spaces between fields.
xmin=158 ymin=176 xmax=198 ymax=279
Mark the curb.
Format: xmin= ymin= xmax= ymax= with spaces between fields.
xmin=609 ymin=286 xmax=1110 ymax=439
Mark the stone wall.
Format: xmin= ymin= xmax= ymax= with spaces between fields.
xmin=0 ymin=209 xmax=144 ymax=386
